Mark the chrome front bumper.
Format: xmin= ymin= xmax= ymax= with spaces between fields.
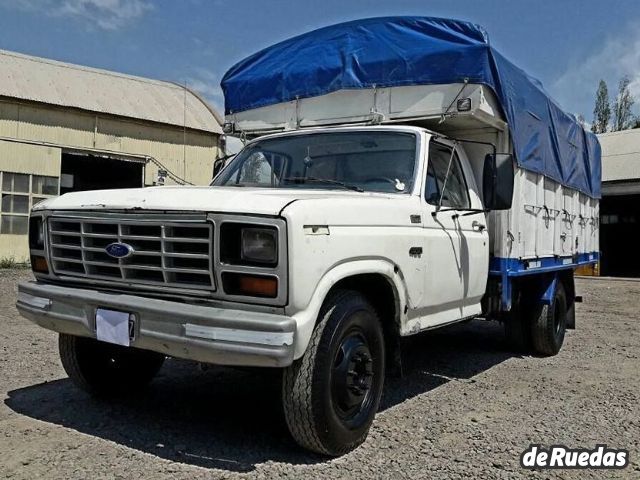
xmin=16 ymin=281 xmax=296 ymax=367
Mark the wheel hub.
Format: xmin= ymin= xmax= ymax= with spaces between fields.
xmin=332 ymin=333 xmax=374 ymax=417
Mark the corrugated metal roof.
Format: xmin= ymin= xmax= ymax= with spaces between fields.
xmin=0 ymin=49 xmax=222 ymax=134
xmin=598 ymin=129 xmax=640 ymax=182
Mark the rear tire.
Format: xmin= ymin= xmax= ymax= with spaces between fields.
xmin=59 ymin=334 xmax=165 ymax=397
xmin=530 ymin=282 xmax=567 ymax=356
xmin=282 ymin=290 xmax=385 ymax=456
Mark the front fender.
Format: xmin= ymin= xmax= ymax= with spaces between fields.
xmin=288 ymin=259 xmax=409 ymax=359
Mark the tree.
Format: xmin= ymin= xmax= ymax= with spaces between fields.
xmin=592 ymin=80 xmax=611 ymax=134
xmin=612 ymin=76 xmax=635 ymax=131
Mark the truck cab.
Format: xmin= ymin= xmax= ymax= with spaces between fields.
xmin=212 ymin=126 xmax=495 ymax=333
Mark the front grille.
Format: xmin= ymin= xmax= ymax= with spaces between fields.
xmin=48 ymin=216 xmax=215 ymax=292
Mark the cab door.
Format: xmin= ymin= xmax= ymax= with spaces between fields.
xmin=454 ymin=147 xmax=490 ymax=317
xmin=419 ymin=140 xmax=466 ymax=327
xmin=419 ymin=139 xmax=489 ymax=328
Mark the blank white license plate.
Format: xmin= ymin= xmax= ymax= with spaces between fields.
xmin=96 ymin=308 xmax=132 ymax=347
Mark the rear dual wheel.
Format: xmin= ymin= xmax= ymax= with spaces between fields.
xmin=503 ymin=285 xmax=532 ymax=352
xmin=504 ymin=281 xmax=568 ymax=356
xmin=530 ymin=282 xmax=567 ymax=356
xmin=282 ymin=290 xmax=385 ymax=456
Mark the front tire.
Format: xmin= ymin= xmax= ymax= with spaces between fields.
xmin=59 ymin=334 xmax=165 ymax=397
xmin=282 ymin=290 xmax=385 ymax=456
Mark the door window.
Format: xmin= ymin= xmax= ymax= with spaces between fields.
xmin=425 ymin=142 xmax=470 ymax=209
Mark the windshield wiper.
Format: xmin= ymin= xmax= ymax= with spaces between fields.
xmin=281 ymin=176 xmax=364 ymax=192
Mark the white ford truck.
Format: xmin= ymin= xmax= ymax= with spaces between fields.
xmin=16 ymin=17 xmax=601 ymax=456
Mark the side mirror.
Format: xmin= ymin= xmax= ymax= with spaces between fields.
xmin=212 ymin=158 xmax=225 ymax=178
xmin=483 ymin=153 xmax=514 ymax=210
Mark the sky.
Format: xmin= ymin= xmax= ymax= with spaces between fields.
xmin=0 ymin=0 xmax=639 ymax=124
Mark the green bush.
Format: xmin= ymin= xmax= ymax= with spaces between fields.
xmin=0 ymin=257 xmax=30 ymax=269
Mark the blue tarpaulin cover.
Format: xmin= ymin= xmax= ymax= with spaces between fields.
xmin=221 ymin=16 xmax=601 ymax=198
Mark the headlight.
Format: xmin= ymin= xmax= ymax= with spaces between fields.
xmin=241 ymin=227 xmax=277 ymax=264
xmin=218 ymin=218 xmax=285 ymax=303
xmin=28 ymin=215 xmax=49 ymax=274
xmin=29 ymin=216 xmax=45 ymax=249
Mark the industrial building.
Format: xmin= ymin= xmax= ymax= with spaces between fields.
xmin=0 ymin=49 xmax=223 ymax=261
xmin=598 ymin=128 xmax=640 ymax=277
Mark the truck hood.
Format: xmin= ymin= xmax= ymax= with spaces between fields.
xmin=34 ymin=186 xmax=376 ymax=216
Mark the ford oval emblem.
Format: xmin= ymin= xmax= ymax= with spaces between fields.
xmin=105 ymin=242 xmax=135 ymax=259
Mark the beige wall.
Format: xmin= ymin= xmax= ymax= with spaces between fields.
xmin=0 ymin=234 xmax=29 ymax=262
xmin=0 ymin=139 xmax=61 ymax=176
xmin=0 ymin=98 xmax=220 ymax=261
xmin=0 ymin=98 xmax=220 ymax=186
xmin=0 ymin=141 xmax=61 ymax=261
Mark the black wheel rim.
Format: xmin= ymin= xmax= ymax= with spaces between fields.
xmin=331 ymin=327 xmax=375 ymax=427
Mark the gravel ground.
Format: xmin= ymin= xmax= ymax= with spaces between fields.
xmin=0 ymin=269 xmax=638 ymax=479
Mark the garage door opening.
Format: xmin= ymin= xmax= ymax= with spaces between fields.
xmin=60 ymin=152 xmax=145 ymax=195
xmin=600 ymin=194 xmax=640 ymax=277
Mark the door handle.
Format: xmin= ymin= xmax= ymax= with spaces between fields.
xmin=472 ymin=221 xmax=486 ymax=232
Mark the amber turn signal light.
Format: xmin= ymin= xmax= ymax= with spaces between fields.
xmin=222 ymin=273 xmax=278 ymax=298
xmin=31 ymin=255 xmax=49 ymax=274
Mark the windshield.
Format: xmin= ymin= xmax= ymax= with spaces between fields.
xmin=213 ymin=131 xmax=418 ymax=193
